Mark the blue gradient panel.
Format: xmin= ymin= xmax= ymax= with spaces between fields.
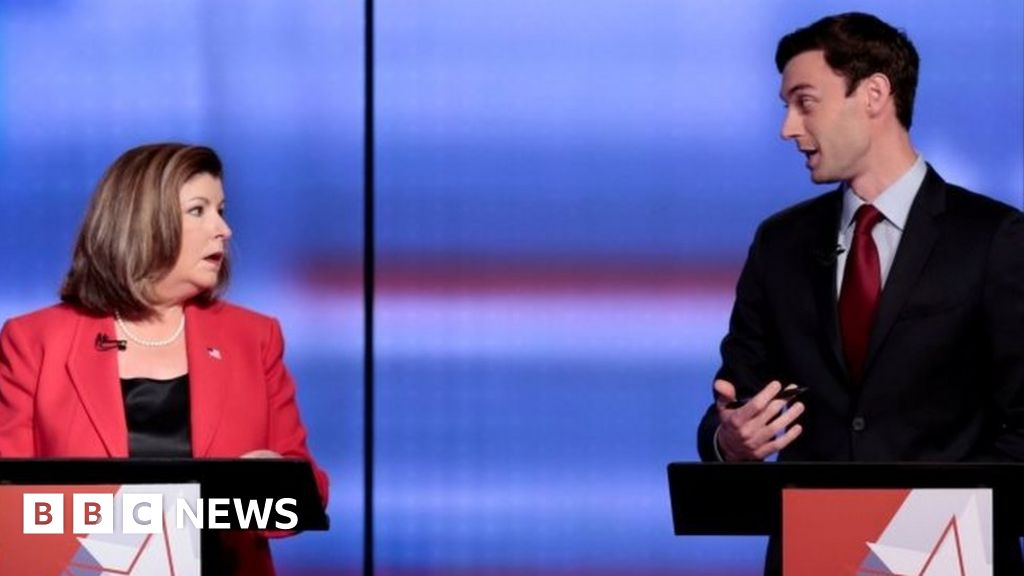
xmin=0 ymin=1 xmax=362 ymax=574
xmin=3 ymin=1 xmax=1023 ymax=574
xmin=377 ymin=1 xmax=1022 ymax=575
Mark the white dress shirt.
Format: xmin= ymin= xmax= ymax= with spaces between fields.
xmin=835 ymin=155 xmax=927 ymax=295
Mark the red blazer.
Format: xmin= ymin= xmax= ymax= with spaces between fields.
xmin=0 ymin=300 xmax=329 ymax=575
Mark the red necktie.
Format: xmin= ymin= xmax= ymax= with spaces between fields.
xmin=839 ymin=204 xmax=884 ymax=384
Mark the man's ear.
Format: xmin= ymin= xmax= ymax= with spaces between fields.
xmin=862 ymin=73 xmax=893 ymax=119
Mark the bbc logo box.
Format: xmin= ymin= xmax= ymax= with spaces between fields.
xmin=0 ymin=484 xmax=201 ymax=575
xmin=22 ymin=492 xmax=119 ymax=534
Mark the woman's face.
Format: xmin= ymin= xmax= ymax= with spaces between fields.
xmin=151 ymin=173 xmax=231 ymax=307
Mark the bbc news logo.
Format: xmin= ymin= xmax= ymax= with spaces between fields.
xmin=23 ymin=493 xmax=298 ymax=534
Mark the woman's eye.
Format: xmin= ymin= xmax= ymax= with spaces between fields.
xmin=187 ymin=206 xmax=204 ymax=216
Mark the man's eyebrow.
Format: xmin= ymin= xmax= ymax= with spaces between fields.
xmin=780 ymin=82 xmax=815 ymax=101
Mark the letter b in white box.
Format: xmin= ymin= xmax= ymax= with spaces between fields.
xmin=23 ymin=493 xmax=64 ymax=534
xmin=73 ymin=493 xmax=113 ymax=534
xmin=123 ymin=493 xmax=163 ymax=534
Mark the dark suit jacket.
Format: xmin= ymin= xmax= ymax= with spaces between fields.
xmin=0 ymin=300 xmax=329 ymax=576
xmin=698 ymin=166 xmax=1024 ymax=463
xmin=696 ymin=167 xmax=1024 ymax=573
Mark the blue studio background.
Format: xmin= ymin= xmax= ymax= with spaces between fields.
xmin=2 ymin=1 xmax=1022 ymax=575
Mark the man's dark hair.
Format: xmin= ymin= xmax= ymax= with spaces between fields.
xmin=775 ymin=12 xmax=920 ymax=129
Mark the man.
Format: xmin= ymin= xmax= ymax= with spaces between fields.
xmin=696 ymin=11 xmax=1023 ymax=571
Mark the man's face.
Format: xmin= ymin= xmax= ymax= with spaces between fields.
xmin=779 ymin=50 xmax=870 ymax=184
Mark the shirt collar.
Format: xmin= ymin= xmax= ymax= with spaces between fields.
xmin=841 ymin=155 xmax=927 ymax=232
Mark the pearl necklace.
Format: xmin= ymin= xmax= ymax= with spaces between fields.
xmin=115 ymin=313 xmax=186 ymax=347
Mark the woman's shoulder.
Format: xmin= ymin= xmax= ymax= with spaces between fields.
xmin=1 ymin=303 xmax=94 ymax=348
xmin=4 ymin=303 xmax=91 ymax=329
xmin=191 ymin=299 xmax=278 ymax=328
xmin=191 ymin=300 xmax=286 ymax=352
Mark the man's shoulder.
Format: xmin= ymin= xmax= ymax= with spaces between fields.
xmin=767 ymin=190 xmax=839 ymax=223
xmin=755 ymin=188 xmax=842 ymax=242
xmin=941 ymin=181 xmax=1022 ymax=223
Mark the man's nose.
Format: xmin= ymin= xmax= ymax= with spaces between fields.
xmin=780 ymin=108 xmax=801 ymax=140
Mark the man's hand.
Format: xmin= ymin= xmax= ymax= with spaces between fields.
xmin=714 ymin=379 xmax=804 ymax=461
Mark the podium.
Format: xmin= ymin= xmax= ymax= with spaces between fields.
xmin=667 ymin=462 xmax=1024 ymax=574
xmin=0 ymin=458 xmax=328 ymax=574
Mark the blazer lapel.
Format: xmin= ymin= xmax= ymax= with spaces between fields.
xmin=863 ymin=167 xmax=945 ymax=378
xmin=65 ymin=314 xmax=128 ymax=456
xmin=809 ymin=189 xmax=848 ymax=380
xmin=185 ymin=303 xmax=228 ymax=457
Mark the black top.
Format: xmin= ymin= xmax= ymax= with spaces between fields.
xmin=120 ymin=373 xmax=232 ymax=574
xmin=121 ymin=373 xmax=193 ymax=458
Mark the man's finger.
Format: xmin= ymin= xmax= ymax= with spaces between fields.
xmin=754 ymin=391 xmax=802 ymax=427
xmin=713 ymin=379 xmax=737 ymax=409
xmin=766 ymin=401 xmax=805 ymax=435
xmin=754 ymin=423 xmax=804 ymax=460
xmin=741 ymin=380 xmax=782 ymax=417
xmin=746 ymin=401 xmax=805 ymax=456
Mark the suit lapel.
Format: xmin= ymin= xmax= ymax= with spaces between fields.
xmin=185 ymin=303 xmax=228 ymax=457
xmin=863 ymin=167 xmax=945 ymax=378
xmin=809 ymin=189 xmax=848 ymax=379
xmin=65 ymin=314 xmax=128 ymax=456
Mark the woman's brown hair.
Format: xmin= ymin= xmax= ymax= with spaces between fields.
xmin=60 ymin=143 xmax=230 ymax=319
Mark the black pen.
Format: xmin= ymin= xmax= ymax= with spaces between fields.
xmin=724 ymin=386 xmax=808 ymax=410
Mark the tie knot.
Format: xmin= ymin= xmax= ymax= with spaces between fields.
xmin=853 ymin=204 xmax=884 ymax=235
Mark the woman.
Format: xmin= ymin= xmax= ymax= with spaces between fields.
xmin=0 ymin=143 xmax=328 ymax=575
